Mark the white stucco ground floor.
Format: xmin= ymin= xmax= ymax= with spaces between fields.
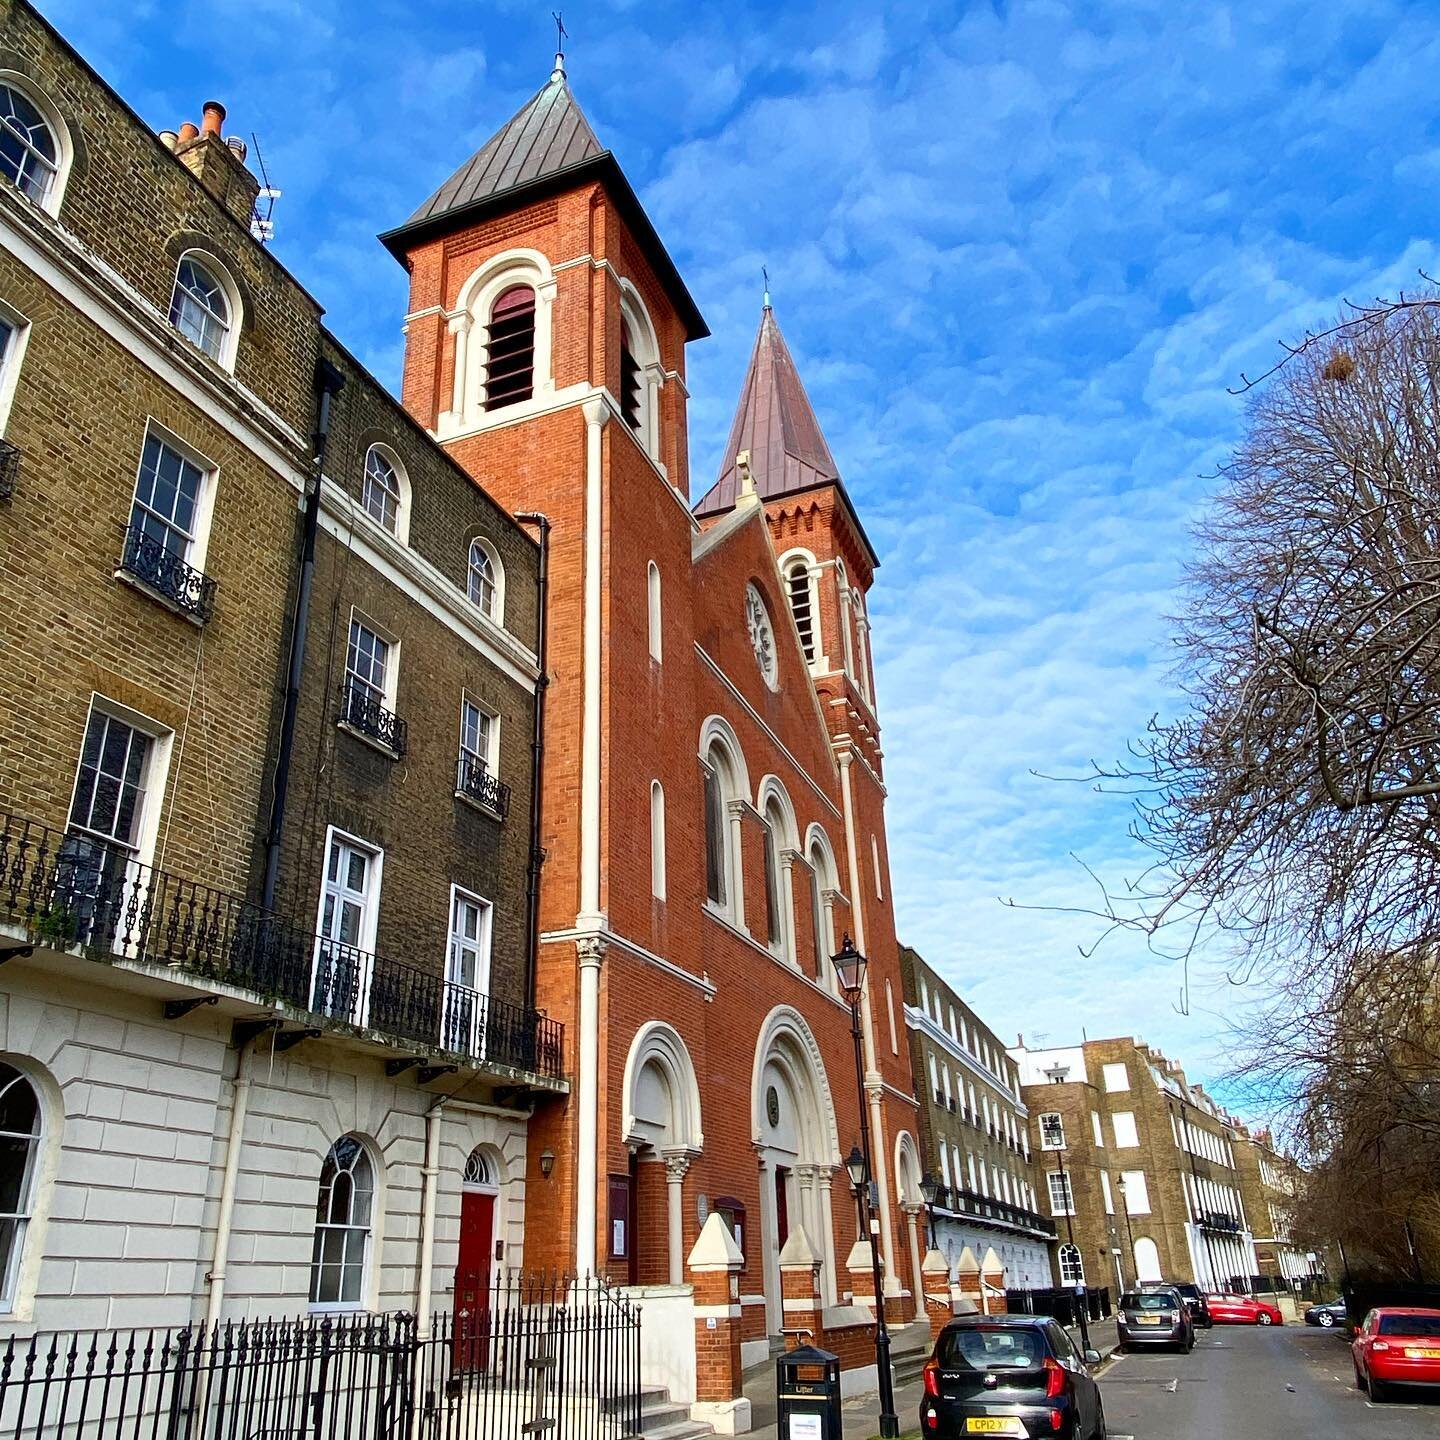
xmin=932 ymin=1215 xmax=1053 ymax=1290
xmin=0 ymin=947 xmax=534 ymax=1333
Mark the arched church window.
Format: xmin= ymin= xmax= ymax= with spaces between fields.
xmin=485 ymin=285 xmax=536 ymax=410
xmin=785 ymin=558 xmax=816 ymax=663
xmin=620 ymin=319 xmax=642 ymax=432
xmin=1058 ymin=1243 xmax=1085 ymax=1285
xmin=703 ymin=763 xmax=726 ymax=907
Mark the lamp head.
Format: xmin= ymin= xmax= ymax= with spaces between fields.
xmin=919 ymin=1170 xmax=941 ymax=1207
xmin=830 ymin=933 xmax=867 ymax=1002
xmin=844 ymin=1144 xmax=868 ymax=1191
xmin=539 ymin=1148 xmax=556 ymax=1179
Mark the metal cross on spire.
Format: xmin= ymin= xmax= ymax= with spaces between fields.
xmin=762 ymin=265 xmax=771 ymax=310
xmin=551 ymin=12 xmax=569 ymax=80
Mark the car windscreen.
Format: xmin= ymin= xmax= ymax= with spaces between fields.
xmin=1378 ymin=1314 xmax=1440 ymax=1337
xmin=939 ymin=1328 xmax=1047 ymax=1370
xmin=1172 ymin=1285 xmax=1201 ymax=1300
xmin=1122 ymin=1293 xmax=1175 ymax=1311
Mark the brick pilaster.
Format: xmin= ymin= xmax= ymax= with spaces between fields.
xmin=688 ymin=1213 xmax=751 ymax=1435
xmin=779 ymin=1226 xmax=823 ymax=1350
xmin=922 ymin=1248 xmax=954 ymax=1341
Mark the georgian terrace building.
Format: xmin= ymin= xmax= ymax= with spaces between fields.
xmin=899 ymin=947 xmax=1054 ymax=1289
xmin=0 ymin=0 xmax=555 ymax=1332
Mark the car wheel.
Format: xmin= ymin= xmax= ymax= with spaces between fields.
xmin=1257 ymin=1312 xmax=1274 ymax=1326
xmin=1354 ymin=1363 xmax=1365 ymax=1390
xmin=1318 ymin=1313 xmax=1334 ymax=1328
xmin=1093 ymin=1400 xmax=1106 ymax=1440
xmin=1370 ymin=1378 xmax=1389 ymax=1403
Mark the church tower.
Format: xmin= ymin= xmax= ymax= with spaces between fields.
xmin=385 ymin=53 xmax=922 ymax=1399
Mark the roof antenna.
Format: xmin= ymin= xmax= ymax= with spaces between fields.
xmin=762 ymin=265 xmax=771 ymax=310
xmin=551 ymin=12 xmax=568 ymax=81
xmin=249 ymin=133 xmax=281 ymax=244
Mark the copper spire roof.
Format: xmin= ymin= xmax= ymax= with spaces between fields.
xmin=399 ymin=70 xmax=603 ymax=230
xmin=378 ymin=66 xmax=708 ymax=339
xmin=696 ymin=305 xmax=843 ymax=516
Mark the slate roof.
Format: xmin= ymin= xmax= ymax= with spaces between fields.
xmin=402 ymin=72 xmax=603 ymax=229
xmin=379 ymin=68 xmax=708 ymax=339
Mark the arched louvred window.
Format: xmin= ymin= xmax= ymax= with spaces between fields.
xmin=484 ymin=285 xmax=536 ymax=410
xmin=786 ymin=560 xmax=815 ymax=662
xmin=619 ymin=320 xmax=643 ymax=432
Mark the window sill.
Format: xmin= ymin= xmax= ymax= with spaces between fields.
xmin=336 ymin=719 xmax=402 ymax=761
xmin=455 ymin=788 xmax=504 ymax=822
xmin=114 ymin=568 xmax=208 ymax=627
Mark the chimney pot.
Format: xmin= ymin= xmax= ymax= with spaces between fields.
xmin=177 ymin=121 xmax=199 ymax=144
xmin=201 ymin=101 xmax=225 ymax=137
xmin=158 ymin=129 xmax=178 ymax=152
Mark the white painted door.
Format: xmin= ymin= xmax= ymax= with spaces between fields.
xmin=444 ymin=889 xmax=491 ymax=1057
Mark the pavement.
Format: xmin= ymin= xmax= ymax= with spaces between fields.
xmin=1099 ymin=1320 xmax=1440 ymax=1440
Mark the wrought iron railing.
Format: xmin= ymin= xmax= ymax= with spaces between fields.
xmin=0 ymin=811 xmax=562 ymax=1080
xmin=119 ymin=523 xmax=217 ymax=622
xmin=457 ymin=753 xmax=512 ymax=818
xmin=337 ymin=680 xmax=408 ymax=756
xmin=941 ymin=1185 xmax=1057 ymax=1237
xmin=1198 ymin=1210 xmax=1243 ymax=1234
xmin=0 ymin=438 xmax=18 ymax=499
xmin=0 ymin=1277 xmax=640 ymax=1440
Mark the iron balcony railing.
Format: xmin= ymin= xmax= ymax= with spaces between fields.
xmin=0 ymin=438 xmax=18 ymax=499
xmin=1197 ymin=1210 xmax=1244 ymax=1234
xmin=457 ymin=753 xmax=512 ymax=819
xmin=337 ymin=680 xmax=408 ymax=756
xmin=0 ymin=811 xmax=562 ymax=1080
xmin=119 ymin=523 xmax=217 ymax=622
xmin=937 ymin=1185 xmax=1057 ymax=1238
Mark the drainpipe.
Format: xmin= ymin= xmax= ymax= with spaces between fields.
xmin=513 ymin=513 xmax=551 ymax=1010
xmin=416 ymin=1098 xmax=446 ymax=1336
xmin=261 ymin=357 xmax=346 ymax=912
xmin=204 ymin=1042 xmax=253 ymax=1333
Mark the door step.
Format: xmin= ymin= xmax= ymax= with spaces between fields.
xmin=619 ymin=1386 xmax=715 ymax=1440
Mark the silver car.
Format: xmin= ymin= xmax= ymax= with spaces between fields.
xmin=1117 ymin=1288 xmax=1195 ymax=1352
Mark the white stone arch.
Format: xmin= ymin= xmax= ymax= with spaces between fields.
xmin=618 ymin=278 xmax=663 ymax=460
xmin=778 ymin=546 xmax=823 ymax=667
xmin=752 ymin=1005 xmax=842 ymax=1324
xmin=0 ymin=70 xmax=74 ymax=217
xmin=700 ymin=715 xmax=749 ymax=923
xmin=1133 ymin=1235 xmax=1162 ymax=1284
xmin=448 ymin=247 xmax=556 ymax=428
xmin=621 ymin=1021 xmax=703 ymax=1153
xmin=894 ymin=1130 xmax=923 ymax=1206
xmin=462 ymin=1143 xmax=503 ymax=1193
xmin=466 ymin=533 xmax=505 ymax=623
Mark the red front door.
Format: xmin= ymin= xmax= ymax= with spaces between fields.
xmin=454 ymin=1190 xmax=495 ymax=1368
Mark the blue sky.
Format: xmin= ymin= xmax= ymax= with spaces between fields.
xmin=48 ymin=0 xmax=1440 ymax=1111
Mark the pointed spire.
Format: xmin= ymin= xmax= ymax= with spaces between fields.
xmin=696 ymin=304 xmax=841 ymax=518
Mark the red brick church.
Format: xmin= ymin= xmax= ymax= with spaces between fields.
xmin=382 ymin=52 xmax=924 ymax=1421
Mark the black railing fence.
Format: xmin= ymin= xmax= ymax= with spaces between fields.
xmin=0 ymin=812 xmax=562 ymax=1080
xmin=457 ymin=754 xmax=513 ymax=819
xmin=120 ymin=523 xmax=217 ymax=622
xmin=338 ymin=680 xmax=408 ymax=756
xmin=0 ymin=1277 xmax=640 ymax=1440
xmin=1005 ymin=1286 xmax=1112 ymax=1325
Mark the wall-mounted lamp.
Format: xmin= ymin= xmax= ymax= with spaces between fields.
xmin=539 ymin=1148 xmax=556 ymax=1179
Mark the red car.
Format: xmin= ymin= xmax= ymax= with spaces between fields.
xmin=1352 ymin=1307 xmax=1440 ymax=1401
xmin=1203 ymin=1292 xmax=1283 ymax=1325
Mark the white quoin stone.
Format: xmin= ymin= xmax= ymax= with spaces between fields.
xmin=778 ymin=1224 xmax=820 ymax=1269
xmin=687 ymin=1210 xmax=742 ymax=1271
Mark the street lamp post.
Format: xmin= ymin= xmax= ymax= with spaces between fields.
xmin=920 ymin=1171 xmax=942 ymax=1252
xmin=832 ymin=935 xmax=899 ymax=1440
xmin=1116 ymin=1173 xmax=1137 ymax=1287
xmin=1043 ymin=1065 xmax=1092 ymax=1353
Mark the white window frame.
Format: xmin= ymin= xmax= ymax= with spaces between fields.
xmin=1112 ymin=1111 xmax=1140 ymax=1149
xmin=650 ymin=780 xmax=666 ymax=901
xmin=459 ymin=693 xmax=499 ymax=772
xmin=0 ymin=299 xmax=31 ymax=438
xmin=1039 ymin=1112 xmax=1065 ymax=1151
xmin=344 ymin=610 xmax=399 ymax=713
xmin=444 ymin=884 xmax=494 ymax=1055
xmin=1091 ymin=1111 xmax=1105 ymax=1148
xmin=1058 ymin=1242 xmax=1084 ymax=1284
xmin=1100 ymin=1170 xmax=1114 ymax=1215
xmin=0 ymin=73 xmax=72 ymax=217
xmin=0 ymin=1064 xmax=44 ymax=1313
xmin=311 ymin=826 xmax=383 ymax=1028
xmin=467 ymin=536 xmax=505 ymax=623
xmin=618 ymin=279 xmax=663 ymax=462
xmin=361 ymin=443 xmax=410 ymax=544
xmin=647 ymin=560 xmax=662 ymax=662
xmin=871 ymin=834 xmax=883 ymax=901
xmin=1121 ymin=1170 xmax=1151 ymax=1215
xmin=168 ymin=252 xmax=241 ymax=371
xmin=1048 ymin=1172 xmax=1074 ymax=1215
xmin=1102 ymin=1062 xmax=1130 ymax=1093
xmin=126 ymin=421 xmax=219 ymax=576
xmin=308 ymin=1134 xmax=378 ymax=1313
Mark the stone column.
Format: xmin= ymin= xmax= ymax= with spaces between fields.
xmin=778 ymin=849 xmax=798 ymax=966
xmin=779 ymin=1226 xmax=823 ymax=1350
xmin=922 ymin=1249 xmax=954 ymax=1342
xmin=447 ymin=312 xmax=469 ymax=422
xmin=663 ymin=1152 xmax=692 ymax=1286
xmin=689 ymin=1213 xmax=751 ymax=1435
xmin=725 ymin=799 xmax=748 ymax=932
xmin=818 ymin=1168 xmax=839 ymax=1306
xmin=904 ymin=1204 xmax=925 ymax=1321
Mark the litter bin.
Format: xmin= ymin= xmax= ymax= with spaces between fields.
xmin=776 ymin=1344 xmax=841 ymax=1440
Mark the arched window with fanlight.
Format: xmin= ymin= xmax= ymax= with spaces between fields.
xmin=1058 ymin=1242 xmax=1084 ymax=1286
xmin=309 ymin=1135 xmax=376 ymax=1310
xmin=700 ymin=721 xmax=748 ymax=922
xmin=620 ymin=319 xmax=642 ymax=432
xmin=0 ymin=1063 xmax=42 ymax=1309
xmin=0 ymin=82 xmax=58 ymax=206
xmin=467 ymin=537 xmax=504 ymax=622
xmin=484 ymin=285 xmax=536 ymax=410
xmin=362 ymin=445 xmax=406 ymax=537
xmin=168 ymin=256 xmax=233 ymax=364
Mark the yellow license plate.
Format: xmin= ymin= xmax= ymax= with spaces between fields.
xmin=1404 ymin=1347 xmax=1440 ymax=1358
xmin=966 ymin=1421 xmax=1022 ymax=1435
xmin=1137 ymin=1317 xmax=1164 ymax=1325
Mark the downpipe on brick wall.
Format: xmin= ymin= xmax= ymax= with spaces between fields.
xmin=261 ymin=357 xmax=346 ymax=912
xmin=203 ymin=1040 xmax=254 ymax=1334
xmin=513 ymin=512 xmax=551 ymax=1010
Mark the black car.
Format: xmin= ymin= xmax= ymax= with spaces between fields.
xmin=1144 ymin=1280 xmax=1212 ymax=1328
xmin=1117 ymin=1289 xmax=1195 ymax=1352
xmin=1305 ymin=1299 xmax=1349 ymax=1329
xmin=921 ymin=1313 xmax=1105 ymax=1440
